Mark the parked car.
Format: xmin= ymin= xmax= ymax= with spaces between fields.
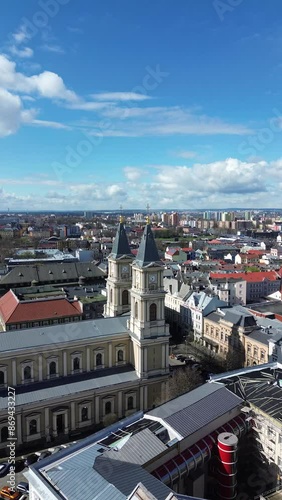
xmin=191 ymin=363 xmax=202 ymax=371
xmin=24 ymin=454 xmax=38 ymax=467
xmin=0 ymin=463 xmax=12 ymax=478
xmin=0 ymin=486 xmax=21 ymax=499
xmin=37 ymin=451 xmax=51 ymax=461
xmin=16 ymin=482 xmax=29 ymax=494
xmin=14 ymin=460 xmax=25 ymax=473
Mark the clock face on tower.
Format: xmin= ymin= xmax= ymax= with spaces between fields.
xmin=122 ymin=265 xmax=129 ymax=273
xmin=149 ymin=274 xmax=157 ymax=283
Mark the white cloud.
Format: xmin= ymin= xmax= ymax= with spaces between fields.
xmin=90 ymin=92 xmax=151 ymax=101
xmin=176 ymin=150 xmax=197 ymax=159
xmin=40 ymin=44 xmax=65 ymax=54
xmin=2 ymin=156 xmax=282 ymax=209
xmin=79 ymin=104 xmax=252 ymax=137
xmin=106 ymin=184 xmax=127 ymax=197
xmin=12 ymin=26 xmax=30 ymax=44
xmin=9 ymin=46 xmax=34 ymax=58
xmin=29 ymin=119 xmax=72 ymax=130
xmin=0 ymin=55 xmax=77 ymax=102
xmin=123 ymin=167 xmax=143 ymax=181
xmin=0 ymin=88 xmax=33 ymax=137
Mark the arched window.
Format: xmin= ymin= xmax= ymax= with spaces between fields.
xmin=0 ymin=371 xmax=4 ymax=385
xmin=105 ymin=401 xmax=111 ymax=415
xmin=149 ymin=303 xmax=157 ymax=321
xmin=135 ymin=302 xmax=138 ymax=319
xmin=29 ymin=419 xmax=37 ymax=435
xmin=96 ymin=353 xmax=102 ymax=367
xmin=122 ymin=290 xmax=128 ymax=306
xmin=24 ymin=365 xmax=31 ymax=381
xmin=1 ymin=427 xmax=8 ymax=442
xmin=81 ymin=406 xmax=88 ymax=422
xmin=127 ymin=396 xmax=134 ymax=411
xmin=73 ymin=357 xmax=80 ymax=371
xmin=49 ymin=361 xmax=57 ymax=377
xmin=118 ymin=350 xmax=124 ymax=362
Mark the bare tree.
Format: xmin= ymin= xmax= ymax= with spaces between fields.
xmin=167 ymin=367 xmax=203 ymax=400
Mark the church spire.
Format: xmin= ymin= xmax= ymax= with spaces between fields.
xmin=135 ymin=223 xmax=161 ymax=268
xmin=110 ymin=222 xmax=132 ymax=259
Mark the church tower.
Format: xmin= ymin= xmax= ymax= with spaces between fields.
xmin=128 ymin=222 xmax=170 ymax=379
xmin=104 ymin=219 xmax=134 ymax=317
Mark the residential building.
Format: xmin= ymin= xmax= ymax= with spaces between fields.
xmin=184 ymin=291 xmax=227 ymax=341
xmin=210 ymin=271 xmax=281 ymax=302
xmin=210 ymin=277 xmax=247 ymax=305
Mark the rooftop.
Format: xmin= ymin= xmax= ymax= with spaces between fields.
xmin=209 ymin=362 xmax=282 ymax=424
xmin=0 ymin=315 xmax=129 ymax=353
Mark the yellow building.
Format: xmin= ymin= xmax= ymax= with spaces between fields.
xmin=203 ymin=307 xmax=268 ymax=367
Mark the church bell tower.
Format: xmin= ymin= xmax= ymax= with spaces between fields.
xmin=104 ymin=218 xmax=134 ymax=317
xmin=128 ymin=221 xmax=170 ymax=378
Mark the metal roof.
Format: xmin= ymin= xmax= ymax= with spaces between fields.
xmin=0 ymin=315 xmax=129 ymax=353
xmin=110 ymin=222 xmax=133 ymax=259
xmin=147 ymin=383 xmax=243 ymax=438
xmin=134 ymin=225 xmax=162 ymax=268
xmin=0 ymin=261 xmax=105 ymax=286
xmin=0 ymin=368 xmax=139 ymax=409
xmin=94 ymin=456 xmax=173 ymax=500
xmin=102 ymin=427 xmax=167 ymax=465
xmin=209 ymin=362 xmax=282 ymax=424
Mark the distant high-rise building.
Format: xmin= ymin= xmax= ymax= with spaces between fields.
xmin=161 ymin=212 xmax=170 ymax=225
xmin=170 ymin=212 xmax=179 ymax=226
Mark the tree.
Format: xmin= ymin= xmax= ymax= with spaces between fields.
xmin=225 ymin=349 xmax=244 ymax=371
xmin=103 ymin=413 xmax=118 ymax=427
xmin=166 ymin=367 xmax=203 ymax=400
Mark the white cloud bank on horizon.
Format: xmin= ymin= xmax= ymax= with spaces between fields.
xmin=1 ymin=157 xmax=282 ymax=210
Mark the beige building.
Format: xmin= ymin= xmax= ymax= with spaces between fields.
xmin=0 ymin=222 xmax=170 ymax=455
xmin=203 ymin=306 xmax=268 ymax=367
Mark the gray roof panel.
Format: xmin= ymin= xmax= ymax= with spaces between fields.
xmin=0 ymin=369 xmax=139 ymax=409
xmin=0 ymin=316 xmax=129 ymax=353
xmin=147 ymin=384 xmax=243 ymax=438
xmin=102 ymin=428 xmax=167 ymax=465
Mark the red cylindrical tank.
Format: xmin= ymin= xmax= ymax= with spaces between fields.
xmin=217 ymin=432 xmax=238 ymax=500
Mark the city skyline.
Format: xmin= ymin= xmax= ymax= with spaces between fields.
xmin=1 ymin=1 xmax=282 ymax=210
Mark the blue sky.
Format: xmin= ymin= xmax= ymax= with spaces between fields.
xmin=1 ymin=0 xmax=282 ymax=210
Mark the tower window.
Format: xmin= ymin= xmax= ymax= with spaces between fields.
xmin=149 ymin=303 xmax=157 ymax=321
xmin=122 ymin=290 xmax=129 ymax=306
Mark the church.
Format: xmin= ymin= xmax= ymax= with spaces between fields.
xmin=0 ymin=221 xmax=170 ymax=454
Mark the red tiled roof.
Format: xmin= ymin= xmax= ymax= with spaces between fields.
xmin=210 ymin=271 xmax=280 ymax=283
xmin=247 ymin=249 xmax=265 ymax=255
xmin=0 ymin=290 xmax=82 ymax=325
